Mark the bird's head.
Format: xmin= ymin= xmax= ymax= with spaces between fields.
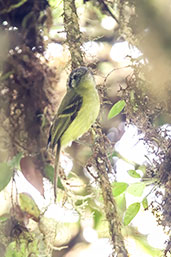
xmin=67 ymin=66 xmax=94 ymax=89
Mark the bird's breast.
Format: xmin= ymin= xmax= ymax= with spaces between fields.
xmin=60 ymin=88 xmax=100 ymax=148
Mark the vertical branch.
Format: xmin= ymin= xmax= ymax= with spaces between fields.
xmin=63 ymin=0 xmax=128 ymax=256
xmin=63 ymin=0 xmax=84 ymax=68
xmin=93 ymin=128 xmax=128 ymax=257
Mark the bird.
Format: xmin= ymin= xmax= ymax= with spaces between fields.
xmin=48 ymin=66 xmax=100 ymax=200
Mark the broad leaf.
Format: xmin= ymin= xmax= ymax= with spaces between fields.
xmin=127 ymin=182 xmax=145 ymax=197
xmin=112 ymin=182 xmax=128 ymax=197
xmin=9 ymin=153 xmax=23 ymax=170
xmin=127 ymin=169 xmax=141 ymax=178
xmin=124 ymin=202 xmax=140 ymax=225
xmin=115 ymin=193 xmax=126 ymax=214
xmin=108 ymin=100 xmax=126 ymax=119
xmin=19 ymin=193 xmax=40 ymax=221
xmin=44 ymin=164 xmax=54 ymax=183
xmin=0 ymin=163 xmax=13 ymax=191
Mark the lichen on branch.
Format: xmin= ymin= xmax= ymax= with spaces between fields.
xmin=63 ymin=0 xmax=84 ymax=69
xmin=63 ymin=1 xmax=128 ymax=255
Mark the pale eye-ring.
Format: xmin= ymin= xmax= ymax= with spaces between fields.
xmin=69 ymin=73 xmax=79 ymax=88
xmin=68 ymin=67 xmax=88 ymax=88
xmin=72 ymin=74 xmax=78 ymax=81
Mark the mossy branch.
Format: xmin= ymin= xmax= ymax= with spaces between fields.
xmin=63 ymin=1 xmax=128 ymax=255
xmin=91 ymin=128 xmax=128 ymax=257
xmin=63 ymin=0 xmax=84 ymax=69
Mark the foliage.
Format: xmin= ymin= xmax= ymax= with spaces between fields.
xmin=0 ymin=163 xmax=13 ymax=192
xmin=108 ymin=100 xmax=126 ymax=119
xmin=5 ymin=234 xmax=43 ymax=257
xmin=0 ymin=153 xmax=23 ymax=192
xmin=112 ymin=182 xmax=128 ymax=197
xmin=19 ymin=193 xmax=40 ymax=221
xmin=123 ymin=202 xmax=140 ymax=226
xmin=0 ymin=0 xmax=170 ymax=256
xmin=127 ymin=169 xmax=141 ymax=178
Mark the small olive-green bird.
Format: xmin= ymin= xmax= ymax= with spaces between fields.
xmin=48 ymin=66 xmax=100 ymax=200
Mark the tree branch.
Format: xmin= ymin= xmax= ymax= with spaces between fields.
xmin=63 ymin=1 xmax=128 ymax=255
xmin=92 ymin=128 xmax=128 ymax=257
xmin=63 ymin=0 xmax=84 ymax=69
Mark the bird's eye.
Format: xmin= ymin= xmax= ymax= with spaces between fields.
xmin=68 ymin=73 xmax=79 ymax=88
xmin=68 ymin=75 xmax=77 ymax=88
xmin=72 ymin=73 xmax=78 ymax=81
xmin=67 ymin=67 xmax=88 ymax=88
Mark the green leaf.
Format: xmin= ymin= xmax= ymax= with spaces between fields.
xmin=115 ymin=193 xmax=126 ymax=214
xmin=123 ymin=202 xmax=140 ymax=225
xmin=19 ymin=193 xmax=40 ymax=221
xmin=142 ymin=197 xmax=148 ymax=209
xmin=5 ymin=240 xmax=29 ymax=257
xmin=127 ymin=182 xmax=145 ymax=197
xmin=93 ymin=209 xmax=102 ymax=228
xmin=44 ymin=164 xmax=63 ymax=189
xmin=9 ymin=153 xmax=23 ymax=170
xmin=0 ymin=163 xmax=13 ymax=192
xmin=5 ymin=241 xmax=21 ymax=257
xmin=44 ymin=164 xmax=54 ymax=183
xmin=127 ymin=169 xmax=141 ymax=178
xmin=108 ymin=100 xmax=126 ymax=119
xmin=5 ymin=236 xmax=40 ymax=257
xmin=112 ymin=182 xmax=128 ymax=197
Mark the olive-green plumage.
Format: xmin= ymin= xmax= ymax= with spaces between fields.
xmin=48 ymin=66 xmax=100 ymax=200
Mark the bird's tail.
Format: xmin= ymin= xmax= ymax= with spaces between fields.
xmin=54 ymin=141 xmax=61 ymax=202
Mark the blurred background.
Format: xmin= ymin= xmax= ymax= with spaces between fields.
xmin=0 ymin=0 xmax=170 ymax=256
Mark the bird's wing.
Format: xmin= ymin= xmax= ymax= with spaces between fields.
xmin=48 ymin=91 xmax=83 ymax=149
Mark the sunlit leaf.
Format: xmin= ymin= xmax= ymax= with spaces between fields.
xmin=112 ymin=182 xmax=128 ymax=197
xmin=127 ymin=182 xmax=145 ymax=197
xmin=19 ymin=193 xmax=40 ymax=221
xmin=93 ymin=209 xmax=102 ymax=228
xmin=142 ymin=197 xmax=148 ymax=209
xmin=5 ymin=240 xmax=27 ymax=257
xmin=123 ymin=202 xmax=140 ymax=226
xmin=108 ymin=100 xmax=126 ymax=119
xmin=115 ymin=193 xmax=126 ymax=214
xmin=9 ymin=153 xmax=23 ymax=170
xmin=0 ymin=163 xmax=13 ymax=192
xmin=127 ymin=169 xmax=141 ymax=178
